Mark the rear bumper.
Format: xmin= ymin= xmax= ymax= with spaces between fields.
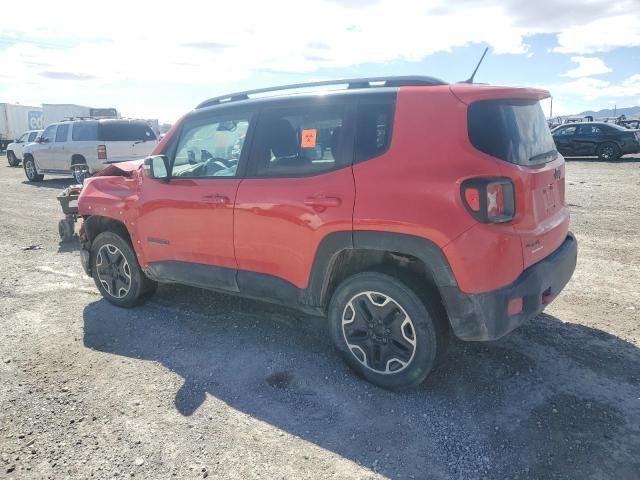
xmin=441 ymin=232 xmax=577 ymax=341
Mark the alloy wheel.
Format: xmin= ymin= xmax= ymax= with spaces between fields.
xmin=95 ymin=244 xmax=132 ymax=298
xmin=25 ymin=160 xmax=36 ymax=179
xmin=601 ymin=146 xmax=614 ymax=160
xmin=341 ymin=291 xmax=417 ymax=374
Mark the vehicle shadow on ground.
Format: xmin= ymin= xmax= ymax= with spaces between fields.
xmin=82 ymin=287 xmax=640 ymax=479
xmin=21 ymin=178 xmax=74 ymax=189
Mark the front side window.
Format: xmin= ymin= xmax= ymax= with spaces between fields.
xmin=55 ymin=124 xmax=69 ymax=142
xmin=250 ymin=105 xmax=347 ymax=177
xmin=41 ymin=125 xmax=56 ymax=143
xmin=555 ymin=126 xmax=577 ymax=136
xmin=28 ymin=131 xmax=39 ymax=142
xmin=17 ymin=133 xmax=28 ymax=142
xmin=172 ymin=116 xmax=250 ymax=178
xmin=72 ymin=122 xmax=99 ymax=141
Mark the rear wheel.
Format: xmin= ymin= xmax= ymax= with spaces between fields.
xmin=90 ymin=231 xmax=157 ymax=307
xmin=597 ymin=143 xmax=620 ymax=161
xmin=7 ymin=151 xmax=19 ymax=167
xmin=328 ymin=271 xmax=448 ymax=389
xmin=72 ymin=164 xmax=89 ymax=184
xmin=23 ymin=157 xmax=44 ymax=182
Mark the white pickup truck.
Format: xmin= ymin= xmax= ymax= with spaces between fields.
xmin=23 ymin=118 xmax=159 ymax=183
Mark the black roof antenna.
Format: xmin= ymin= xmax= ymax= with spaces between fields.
xmin=460 ymin=47 xmax=489 ymax=84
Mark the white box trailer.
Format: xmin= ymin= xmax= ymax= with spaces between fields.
xmin=42 ymin=104 xmax=120 ymax=127
xmin=0 ymin=103 xmax=44 ymax=150
xmin=42 ymin=104 xmax=92 ymax=127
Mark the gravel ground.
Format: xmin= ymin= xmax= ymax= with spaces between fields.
xmin=1 ymin=155 xmax=639 ymax=480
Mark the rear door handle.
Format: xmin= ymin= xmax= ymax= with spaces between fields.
xmin=202 ymin=194 xmax=230 ymax=205
xmin=304 ymin=195 xmax=341 ymax=208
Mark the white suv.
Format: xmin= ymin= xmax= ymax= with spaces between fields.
xmin=6 ymin=130 xmax=43 ymax=166
xmin=23 ymin=119 xmax=159 ymax=183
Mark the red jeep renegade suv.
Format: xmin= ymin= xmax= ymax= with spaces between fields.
xmin=77 ymin=77 xmax=577 ymax=389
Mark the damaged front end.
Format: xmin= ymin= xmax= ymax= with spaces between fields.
xmin=77 ymin=160 xmax=145 ymax=277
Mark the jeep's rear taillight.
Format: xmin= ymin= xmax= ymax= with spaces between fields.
xmin=97 ymin=144 xmax=107 ymax=160
xmin=461 ymin=178 xmax=515 ymax=223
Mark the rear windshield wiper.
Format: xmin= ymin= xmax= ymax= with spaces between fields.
xmin=133 ymin=139 xmax=149 ymax=145
xmin=528 ymin=149 xmax=558 ymax=164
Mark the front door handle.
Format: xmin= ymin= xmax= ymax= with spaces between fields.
xmin=304 ymin=195 xmax=342 ymax=208
xmin=202 ymin=194 xmax=230 ymax=205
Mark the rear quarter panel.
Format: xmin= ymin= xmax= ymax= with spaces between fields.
xmin=353 ymin=86 xmax=525 ymax=293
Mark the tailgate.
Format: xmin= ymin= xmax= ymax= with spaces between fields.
xmin=509 ymin=155 xmax=570 ymax=269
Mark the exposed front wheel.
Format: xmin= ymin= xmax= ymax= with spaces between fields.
xmin=23 ymin=157 xmax=44 ymax=182
xmin=90 ymin=231 xmax=157 ymax=308
xmin=58 ymin=218 xmax=74 ymax=242
xmin=328 ymin=272 xmax=448 ymax=389
xmin=7 ymin=151 xmax=20 ymax=167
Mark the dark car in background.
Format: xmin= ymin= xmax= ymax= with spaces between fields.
xmin=551 ymin=122 xmax=640 ymax=161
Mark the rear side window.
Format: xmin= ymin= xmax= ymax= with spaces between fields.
xmin=99 ymin=122 xmax=157 ymax=142
xmin=468 ymin=99 xmax=557 ymax=166
xmin=577 ymin=125 xmax=602 ymax=135
xmin=55 ymin=124 xmax=69 ymax=142
xmin=250 ymin=105 xmax=348 ymax=177
xmin=72 ymin=122 xmax=99 ymax=141
xmin=355 ymin=103 xmax=393 ymax=162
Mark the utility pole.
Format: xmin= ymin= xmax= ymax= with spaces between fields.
xmin=550 ymin=97 xmax=553 ymax=119
xmin=614 ymin=104 xmax=617 ymax=117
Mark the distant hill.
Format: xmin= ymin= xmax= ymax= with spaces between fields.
xmin=577 ymin=106 xmax=640 ymax=118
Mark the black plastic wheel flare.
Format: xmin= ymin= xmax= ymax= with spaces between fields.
xmin=342 ymin=291 xmax=417 ymax=374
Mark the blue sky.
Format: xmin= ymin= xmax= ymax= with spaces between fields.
xmin=0 ymin=0 xmax=638 ymax=123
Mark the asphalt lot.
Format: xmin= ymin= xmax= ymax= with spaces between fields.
xmin=1 ymin=154 xmax=639 ymax=479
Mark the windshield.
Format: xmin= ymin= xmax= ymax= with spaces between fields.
xmin=99 ymin=122 xmax=157 ymax=142
xmin=468 ymin=99 xmax=557 ymax=166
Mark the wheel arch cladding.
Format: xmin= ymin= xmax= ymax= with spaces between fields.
xmin=308 ymin=230 xmax=458 ymax=310
xmin=71 ymin=154 xmax=86 ymax=165
xmin=84 ymin=215 xmax=132 ymax=245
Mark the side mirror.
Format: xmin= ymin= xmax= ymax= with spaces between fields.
xmin=38 ymin=137 xmax=48 ymax=143
xmin=143 ymin=155 xmax=170 ymax=180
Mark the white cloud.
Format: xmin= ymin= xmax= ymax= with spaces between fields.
xmin=562 ymin=56 xmax=612 ymax=78
xmin=553 ymin=74 xmax=640 ymax=100
xmin=554 ymin=14 xmax=640 ymax=54
xmin=0 ymin=0 xmax=638 ymax=120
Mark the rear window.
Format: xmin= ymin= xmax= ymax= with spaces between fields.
xmin=98 ymin=122 xmax=157 ymax=142
xmin=72 ymin=121 xmax=99 ymax=141
xmin=468 ymin=99 xmax=557 ymax=166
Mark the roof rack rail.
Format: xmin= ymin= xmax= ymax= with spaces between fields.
xmin=196 ymin=75 xmax=447 ymax=109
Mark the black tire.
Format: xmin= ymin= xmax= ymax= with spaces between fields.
xmin=90 ymin=231 xmax=157 ymax=308
xmin=597 ymin=143 xmax=620 ymax=161
xmin=58 ymin=219 xmax=74 ymax=242
xmin=72 ymin=164 xmax=89 ymax=184
xmin=328 ymin=271 xmax=448 ymax=389
xmin=23 ymin=156 xmax=44 ymax=182
xmin=7 ymin=151 xmax=20 ymax=167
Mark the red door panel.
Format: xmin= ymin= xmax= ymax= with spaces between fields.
xmin=136 ymin=177 xmax=240 ymax=269
xmin=234 ymin=169 xmax=354 ymax=289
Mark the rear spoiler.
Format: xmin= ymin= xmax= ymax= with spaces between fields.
xmin=449 ymin=84 xmax=550 ymax=105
